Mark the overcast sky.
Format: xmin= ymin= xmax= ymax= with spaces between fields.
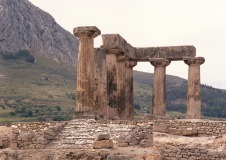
xmin=29 ymin=0 xmax=226 ymax=89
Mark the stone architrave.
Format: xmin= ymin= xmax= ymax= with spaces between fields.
xmin=135 ymin=46 xmax=196 ymax=61
xmin=125 ymin=60 xmax=137 ymax=120
xmin=150 ymin=58 xmax=170 ymax=117
xmin=184 ymin=57 xmax=205 ymax=119
xmin=73 ymin=26 xmax=101 ymax=114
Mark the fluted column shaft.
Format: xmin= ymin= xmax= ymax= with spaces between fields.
xmin=184 ymin=57 xmax=205 ymax=119
xmin=73 ymin=26 xmax=100 ymax=113
xmin=151 ymin=58 xmax=170 ymax=117
xmin=125 ymin=60 xmax=137 ymax=120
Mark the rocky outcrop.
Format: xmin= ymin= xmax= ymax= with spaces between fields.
xmin=0 ymin=0 xmax=78 ymax=65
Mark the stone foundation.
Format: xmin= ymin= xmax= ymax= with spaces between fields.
xmin=48 ymin=119 xmax=153 ymax=149
xmin=154 ymin=119 xmax=226 ymax=136
xmin=10 ymin=121 xmax=67 ymax=149
xmin=1 ymin=119 xmax=226 ymax=159
xmin=161 ymin=145 xmax=226 ymax=160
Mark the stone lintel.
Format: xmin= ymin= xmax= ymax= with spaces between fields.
xmin=73 ymin=26 xmax=101 ymax=38
xmin=102 ymin=34 xmax=135 ymax=58
xmin=135 ymin=46 xmax=196 ymax=61
xmin=184 ymin=57 xmax=205 ymax=65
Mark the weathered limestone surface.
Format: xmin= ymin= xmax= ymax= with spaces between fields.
xmin=105 ymin=49 xmax=122 ymax=118
xmin=184 ymin=57 xmax=205 ymax=119
xmin=73 ymin=26 xmax=101 ymax=114
xmin=94 ymin=48 xmax=108 ymax=118
xmin=116 ymin=55 xmax=127 ymax=119
xmin=95 ymin=47 xmax=137 ymax=120
xmin=92 ymin=140 xmax=113 ymax=149
xmin=102 ymin=34 xmax=135 ymax=58
xmin=135 ymin=46 xmax=196 ymax=61
xmin=151 ymin=58 xmax=170 ymax=117
xmin=125 ymin=60 xmax=137 ymax=120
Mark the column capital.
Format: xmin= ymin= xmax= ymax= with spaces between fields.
xmin=184 ymin=57 xmax=205 ymax=66
xmin=150 ymin=58 xmax=170 ymax=67
xmin=125 ymin=60 xmax=137 ymax=68
xmin=73 ymin=26 xmax=101 ymax=39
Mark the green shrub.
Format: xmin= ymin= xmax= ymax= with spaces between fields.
xmin=52 ymin=115 xmax=66 ymax=121
xmin=0 ymin=49 xmax=35 ymax=63
xmin=10 ymin=112 xmax=16 ymax=116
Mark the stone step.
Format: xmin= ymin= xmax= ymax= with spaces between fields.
xmin=60 ymin=140 xmax=93 ymax=144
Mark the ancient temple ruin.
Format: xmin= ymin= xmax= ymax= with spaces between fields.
xmin=73 ymin=26 xmax=205 ymax=120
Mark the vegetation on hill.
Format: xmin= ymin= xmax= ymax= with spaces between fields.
xmin=0 ymin=49 xmax=35 ymax=63
xmin=0 ymin=54 xmax=76 ymax=124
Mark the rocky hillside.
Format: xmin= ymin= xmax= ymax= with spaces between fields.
xmin=0 ymin=0 xmax=78 ymax=65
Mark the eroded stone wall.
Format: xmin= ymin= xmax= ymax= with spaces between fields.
xmin=154 ymin=119 xmax=226 ymax=136
xmin=11 ymin=121 xmax=67 ymax=149
xmin=161 ymin=145 xmax=226 ymax=160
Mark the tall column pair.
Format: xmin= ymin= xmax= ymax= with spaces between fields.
xmin=151 ymin=57 xmax=205 ymax=119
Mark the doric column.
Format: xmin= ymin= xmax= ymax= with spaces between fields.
xmin=184 ymin=57 xmax=205 ymax=119
xmin=73 ymin=26 xmax=101 ymax=114
xmin=116 ymin=55 xmax=126 ymax=119
xmin=150 ymin=58 xmax=170 ymax=117
xmin=125 ymin=60 xmax=137 ymax=120
xmin=105 ymin=49 xmax=123 ymax=119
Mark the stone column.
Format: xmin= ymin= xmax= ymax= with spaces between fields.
xmin=125 ymin=60 xmax=137 ymax=120
xmin=116 ymin=55 xmax=126 ymax=119
xmin=105 ymin=49 xmax=123 ymax=119
xmin=73 ymin=26 xmax=101 ymax=116
xmin=150 ymin=58 xmax=170 ymax=117
xmin=184 ymin=57 xmax=205 ymax=119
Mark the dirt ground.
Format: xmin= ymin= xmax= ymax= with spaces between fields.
xmin=154 ymin=132 xmax=226 ymax=152
xmin=0 ymin=126 xmax=11 ymax=136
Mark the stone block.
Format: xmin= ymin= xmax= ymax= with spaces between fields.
xmin=107 ymin=155 xmax=134 ymax=160
xmin=96 ymin=133 xmax=110 ymax=141
xmin=117 ymin=142 xmax=128 ymax=147
xmin=153 ymin=123 xmax=168 ymax=133
xmin=181 ymin=129 xmax=198 ymax=136
xmin=36 ymin=144 xmax=45 ymax=149
xmin=145 ymin=154 xmax=163 ymax=160
xmin=140 ymin=139 xmax=152 ymax=147
xmin=124 ymin=135 xmax=132 ymax=143
xmin=168 ymin=128 xmax=181 ymax=135
xmin=37 ymin=137 xmax=45 ymax=144
xmin=92 ymin=140 xmax=113 ymax=149
xmin=10 ymin=143 xmax=18 ymax=149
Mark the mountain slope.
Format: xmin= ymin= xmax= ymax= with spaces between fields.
xmin=0 ymin=0 xmax=78 ymax=65
xmin=0 ymin=56 xmax=76 ymax=123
